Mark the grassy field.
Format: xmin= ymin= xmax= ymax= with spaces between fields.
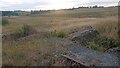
xmin=2 ymin=7 xmax=119 ymax=66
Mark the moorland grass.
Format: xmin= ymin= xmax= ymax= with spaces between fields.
xmin=93 ymin=16 xmax=118 ymax=39
xmin=2 ymin=7 xmax=118 ymax=66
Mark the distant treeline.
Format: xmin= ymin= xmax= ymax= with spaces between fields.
xmin=2 ymin=10 xmax=51 ymax=16
xmin=2 ymin=11 xmax=19 ymax=16
xmin=2 ymin=11 xmax=30 ymax=16
xmin=66 ymin=5 xmax=119 ymax=10
xmin=2 ymin=5 xmax=119 ymax=16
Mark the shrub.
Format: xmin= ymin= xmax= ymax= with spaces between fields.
xmin=13 ymin=24 xmax=34 ymax=38
xmin=45 ymin=31 xmax=66 ymax=38
xmin=2 ymin=18 xmax=9 ymax=26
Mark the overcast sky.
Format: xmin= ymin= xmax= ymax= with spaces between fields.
xmin=0 ymin=0 xmax=119 ymax=11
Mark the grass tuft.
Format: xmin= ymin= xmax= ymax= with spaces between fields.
xmin=13 ymin=24 xmax=36 ymax=38
xmin=95 ymin=36 xmax=120 ymax=49
xmin=86 ymin=36 xmax=120 ymax=52
xmin=45 ymin=30 xmax=67 ymax=38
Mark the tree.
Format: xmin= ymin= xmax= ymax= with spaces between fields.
xmin=93 ymin=5 xmax=98 ymax=8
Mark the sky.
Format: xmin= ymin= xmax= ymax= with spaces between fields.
xmin=0 ymin=0 xmax=119 ymax=11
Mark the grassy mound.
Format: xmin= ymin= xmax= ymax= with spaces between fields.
xmin=13 ymin=24 xmax=36 ymax=39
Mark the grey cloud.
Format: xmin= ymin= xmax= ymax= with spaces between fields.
xmin=2 ymin=1 xmax=50 ymax=10
xmin=74 ymin=1 xmax=118 ymax=7
xmin=84 ymin=2 xmax=118 ymax=5
xmin=1 ymin=0 xmax=119 ymax=11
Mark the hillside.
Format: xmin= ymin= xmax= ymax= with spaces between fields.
xmin=2 ymin=7 xmax=119 ymax=66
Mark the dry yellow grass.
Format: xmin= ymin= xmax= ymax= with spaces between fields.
xmin=3 ymin=16 xmax=118 ymax=66
xmin=93 ymin=16 xmax=118 ymax=39
xmin=2 ymin=7 xmax=118 ymax=66
xmin=3 ymin=36 xmax=72 ymax=66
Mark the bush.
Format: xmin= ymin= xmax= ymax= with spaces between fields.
xmin=13 ymin=25 xmax=34 ymax=38
xmin=95 ymin=36 xmax=119 ymax=49
xmin=2 ymin=18 xmax=9 ymax=25
xmin=45 ymin=31 xmax=66 ymax=38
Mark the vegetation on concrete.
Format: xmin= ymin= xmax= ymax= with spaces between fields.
xmin=94 ymin=36 xmax=120 ymax=49
xmin=86 ymin=42 xmax=106 ymax=52
xmin=86 ymin=36 xmax=120 ymax=52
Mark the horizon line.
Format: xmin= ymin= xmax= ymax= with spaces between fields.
xmin=1 ymin=5 xmax=119 ymax=11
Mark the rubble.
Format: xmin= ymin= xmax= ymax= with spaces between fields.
xmin=62 ymin=45 xmax=119 ymax=66
xmin=61 ymin=26 xmax=119 ymax=67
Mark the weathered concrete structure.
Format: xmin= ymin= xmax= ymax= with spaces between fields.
xmin=62 ymin=26 xmax=119 ymax=67
xmin=62 ymin=45 xmax=119 ymax=66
